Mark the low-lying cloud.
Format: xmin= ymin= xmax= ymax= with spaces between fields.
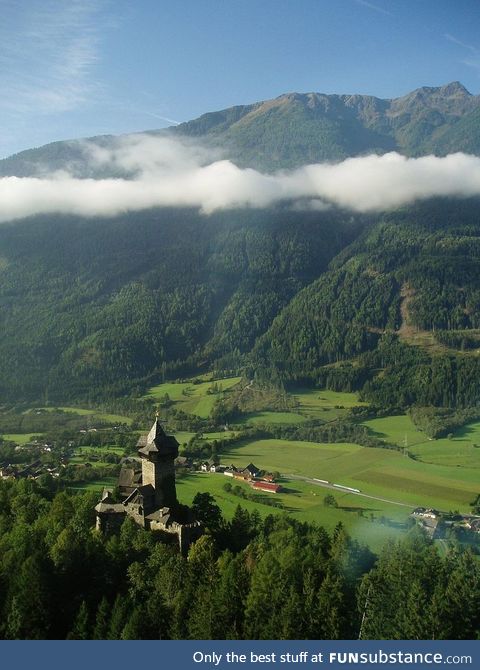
xmin=2 ymin=135 xmax=480 ymax=222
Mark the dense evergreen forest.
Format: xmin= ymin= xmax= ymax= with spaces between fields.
xmin=1 ymin=478 xmax=479 ymax=640
xmin=1 ymin=198 xmax=480 ymax=412
xmin=0 ymin=207 xmax=361 ymax=401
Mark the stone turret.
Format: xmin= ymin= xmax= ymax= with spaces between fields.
xmin=137 ymin=418 xmax=179 ymax=509
xmin=96 ymin=417 xmax=202 ymax=554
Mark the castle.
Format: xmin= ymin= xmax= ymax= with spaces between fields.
xmin=95 ymin=418 xmax=202 ymax=554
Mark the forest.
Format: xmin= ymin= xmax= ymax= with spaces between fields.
xmin=0 ymin=198 xmax=480 ymax=415
xmin=1 ymin=477 xmax=479 ymax=640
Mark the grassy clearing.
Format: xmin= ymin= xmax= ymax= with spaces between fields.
xmin=75 ymin=446 xmax=125 ymax=456
xmin=3 ymin=433 xmax=44 ymax=445
xmin=203 ymin=431 xmax=238 ymax=440
xmin=176 ymin=472 xmax=404 ymax=550
xmin=68 ymin=478 xmax=117 ymax=492
xmin=145 ymin=376 xmax=242 ymax=418
xmin=236 ymin=411 xmax=308 ymax=425
xmin=35 ymin=406 xmax=93 ymax=416
xmin=217 ymin=438 xmax=479 ymax=513
xmin=175 ymin=430 xmax=238 ymax=450
xmin=292 ymin=388 xmax=367 ymax=421
xmin=69 ymin=445 xmax=125 ymax=469
xmin=364 ymin=415 xmax=480 ymax=470
xmin=95 ymin=412 xmax=133 ymax=425
xmin=175 ymin=431 xmax=196 ymax=446
xmin=363 ymin=415 xmax=426 ymax=448
xmin=409 ymin=420 xmax=480 ymax=468
xmin=32 ymin=406 xmax=133 ymax=425
xmin=233 ymin=387 xmax=368 ymax=426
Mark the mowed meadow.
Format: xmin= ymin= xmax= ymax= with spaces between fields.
xmin=216 ymin=437 xmax=479 ymax=512
xmin=149 ymin=380 xmax=480 ymax=524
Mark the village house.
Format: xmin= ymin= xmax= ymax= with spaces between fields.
xmin=242 ymin=463 xmax=260 ymax=480
xmin=411 ymin=507 xmax=440 ymax=519
xmin=211 ymin=464 xmax=226 ymax=473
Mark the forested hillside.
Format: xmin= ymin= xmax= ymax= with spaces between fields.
xmin=1 ymin=82 xmax=480 ymax=409
xmin=254 ymin=199 xmax=480 ymax=408
xmin=1 ymin=197 xmax=479 ymax=409
xmin=0 ymin=207 xmax=362 ymax=401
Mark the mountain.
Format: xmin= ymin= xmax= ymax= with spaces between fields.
xmin=1 ymin=81 xmax=479 ymax=176
xmin=0 ymin=82 xmax=480 ymax=407
xmin=168 ymin=81 xmax=479 ymax=170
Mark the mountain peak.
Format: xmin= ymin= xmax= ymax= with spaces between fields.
xmin=397 ymin=81 xmax=471 ymax=102
xmin=439 ymin=81 xmax=471 ymax=97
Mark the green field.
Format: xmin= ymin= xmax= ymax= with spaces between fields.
xmin=409 ymin=420 xmax=480 ymax=468
xmin=33 ymin=406 xmax=133 ymax=425
xmin=70 ymin=445 xmax=125 ymax=468
xmin=235 ymin=388 xmax=367 ymax=425
xmin=74 ymin=445 xmax=125 ymax=456
xmin=237 ymin=411 xmax=308 ymax=425
xmin=292 ymin=388 xmax=367 ymax=421
xmin=69 ymin=478 xmax=117 ymax=492
xmin=176 ymin=472 xmax=404 ymax=550
xmin=175 ymin=431 xmax=196 ymax=446
xmin=145 ymin=376 xmax=242 ymax=418
xmin=363 ymin=415 xmax=480 ymax=469
xmin=3 ymin=433 xmax=44 ymax=445
xmin=216 ymin=438 xmax=479 ymax=513
xmin=174 ymin=430 xmax=238 ymax=449
xmin=363 ymin=415 xmax=426 ymax=448
xmin=203 ymin=431 xmax=238 ymax=440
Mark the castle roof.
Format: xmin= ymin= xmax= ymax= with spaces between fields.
xmin=123 ymin=484 xmax=155 ymax=505
xmin=118 ymin=465 xmax=142 ymax=489
xmin=137 ymin=419 xmax=179 ymax=457
xmin=94 ymin=501 xmax=125 ymax=515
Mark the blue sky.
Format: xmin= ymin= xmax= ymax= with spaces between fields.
xmin=1 ymin=0 xmax=479 ymax=158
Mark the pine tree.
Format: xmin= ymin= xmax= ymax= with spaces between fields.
xmin=108 ymin=595 xmax=130 ymax=640
xmin=92 ymin=597 xmax=110 ymax=640
xmin=67 ymin=601 xmax=90 ymax=640
xmin=316 ymin=567 xmax=348 ymax=639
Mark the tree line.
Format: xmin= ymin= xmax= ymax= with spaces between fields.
xmin=0 ymin=478 xmax=479 ymax=640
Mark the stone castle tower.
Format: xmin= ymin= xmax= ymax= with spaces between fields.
xmin=138 ymin=418 xmax=179 ymax=508
xmin=95 ymin=418 xmax=202 ymax=553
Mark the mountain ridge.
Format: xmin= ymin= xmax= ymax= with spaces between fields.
xmin=1 ymin=81 xmax=479 ymax=177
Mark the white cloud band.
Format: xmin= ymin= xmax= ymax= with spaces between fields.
xmin=0 ymin=136 xmax=479 ymax=222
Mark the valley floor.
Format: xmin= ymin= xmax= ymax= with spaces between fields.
xmin=2 ymin=376 xmax=479 ymax=551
